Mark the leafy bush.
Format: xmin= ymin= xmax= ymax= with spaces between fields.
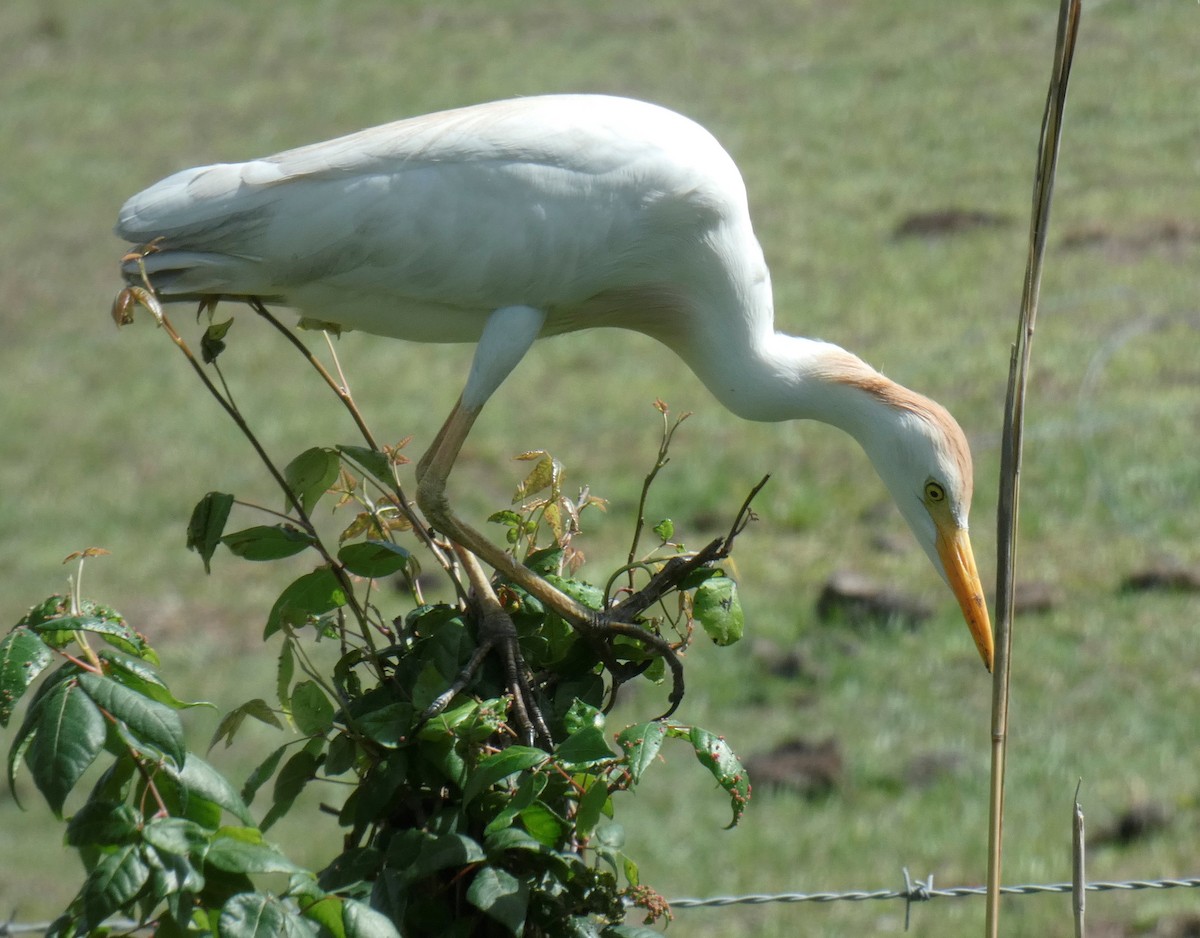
xmin=1 ymin=291 xmax=756 ymax=936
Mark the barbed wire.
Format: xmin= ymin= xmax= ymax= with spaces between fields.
xmin=667 ymin=871 xmax=1200 ymax=929
xmin=4 ymin=875 xmax=1197 ymax=935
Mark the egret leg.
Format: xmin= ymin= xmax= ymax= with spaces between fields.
xmin=414 ymin=307 xmax=686 ymax=730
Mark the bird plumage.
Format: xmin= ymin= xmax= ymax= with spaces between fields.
xmin=117 ymin=93 xmax=993 ymax=669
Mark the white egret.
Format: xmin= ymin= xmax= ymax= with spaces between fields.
xmin=116 ymin=94 xmax=993 ymax=689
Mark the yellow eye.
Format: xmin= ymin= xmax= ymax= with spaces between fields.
xmin=924 ymin=481 xmax=946 ymax=503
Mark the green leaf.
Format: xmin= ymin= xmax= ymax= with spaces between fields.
xmin=143 ymin=816 xmax=211 ymax=857
xmin=399 ymin=832 xmax=486 ymax=885
xmin=265 ymin=568 xmax=348 ymax=638
xmin=574 ymin=778 xmax=610 ymax=839
xmin=277 ymin=638 xmax=296 ymax=711
xmin=206 ymin=830 xmax=304 ymax=875
xmin=98 ymin=647 xmax=212 ymax=711
xmin=338 ymin=540 xmax=411 ymax=578
xmin=356 ymin=701 xmax=413 ymax=749
xmin=522 ymin=546 xmax=564 ymax=576
xmin=693 ymin=576 xmax=744 ymax=646
xmin=518 ymin=801 xmax=564 ymax=847
xmin=544 ymin=575 xmax=605 ymax=612
xmin=210 ymin=698 xmax=283 ymax=750
xmin=284 ymin=447 xmax=341 ymax=516
xmin=219 ymin=893 xmax=310 ymax=938
xmin=616 ymin=722 xmax=666 ymax=785
xmin=222 ymin=525 xmax=316 ymax=562
xmin=342 ymin=897 xmax=402 ymax=938
xmin=336 ymin=445 xmax=394 ymax=487
xmin=562 ymin=699 xmax=604 ymax=736
xmin=652 ymin=518 xmax=674 ymax=542
xmin=27 ymin=614 xmax=146 ymax=655
xmin=483 ymin=771 xmax=546 ymax=838
xmin=201 ymin=316 xmax=233 ymax=363
xmin=688 ymin=726 xmax=751 ymax=827
xmin=241 ymin=743 xmax=288 ymax=807
xmin=467 ymin=865 xmax=529 ymax=936
xmin=83 ymin=842 xmax=150 ymax=926
xmin=176 ymin=753 xmax=254 ymax=826
xmin=78 ymin=671 xmax=186 ymax=768
xmin=26 ymin=676 xmax=106 ymax=816
xmin=262 ymin=746 xmax=321 ymax=831
xmin=555 ymin=727 xmax=615 ymax=770
xmin=66 ymin=800 xmax=140 ymax=846
xmin=290 ymin=681 xmax=334 ymax=736
xmin=187 ymin=492 xmax=234 ymax=574
xmin=0 ymin=626 xmax=54 ymax=726
xmin=462 ymin=747 xmax=549 ymax=805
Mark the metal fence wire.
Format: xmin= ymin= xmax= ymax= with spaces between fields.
xmin=4 ymin=873 xmax=1198 ymax=936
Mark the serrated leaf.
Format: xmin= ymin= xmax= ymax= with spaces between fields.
xmin=206 ymin=833 xmax=304 ymax=875
xmin=338 ymin=541 xmax=411 ymax=578
xmin=28 ymin=615 xmax=146 ymax=656
xmin=265 ymin=569 xmax=348 ymax=638
xmin=219 ymin=892 xmax=312 ymax=938
xmin=291 ymin=681 xmax=334 ymax=736
xmin=462 ymin=747 xmax=549 ymax=805
xmin=187 ymin=492 xmax=234 ymax=573
xmin=555 ymin=727 xmax=615 ymax=770
xmin=222 ymin=525 xmax=316 ymax=562
xmin=693 ymin=576 xmax=744 ymax=646
xmin=616 ymin=722 xmax=666 ymax=785
xmin=522 ymin=546 xmax=563 ymax=575
xmin=78 ymin=671 xmax=185 ymax=768
xmin=467 ymin=866 xmax=529 ymax=936
xmin=0 ymin=626 xmax=54 ymax=726
xmin=143 ymin=816 xmax=211 ymax=857
xmin=688 ymin=726 xmax=751 ymax=827
xmin=512 ymin=450 xmax=558 ymax=502
xmin=98 ymin=647 xmax=211 ymax=712
xmin=175 ymin=753 xmax=254 ymax=826
xmin=26 ymin=676 xmax=106 ymax=816
xmin=83 ymin=842 xmax=149 ymax=925
xmin=284 ymin=447 xmax=341 ymax=516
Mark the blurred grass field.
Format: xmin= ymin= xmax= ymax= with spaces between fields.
xmin=2 ymin=0 xmax=1199 ymax=934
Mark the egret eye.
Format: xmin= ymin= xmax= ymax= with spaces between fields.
xmin=924 ymin=481 xmax=945 ymax=503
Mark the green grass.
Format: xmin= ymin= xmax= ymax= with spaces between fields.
xmin=3 ymin=0 xmax=1200 ymax=934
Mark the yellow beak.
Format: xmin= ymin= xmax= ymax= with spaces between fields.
xmin=935 ymin=522 xmax=994 ymax=671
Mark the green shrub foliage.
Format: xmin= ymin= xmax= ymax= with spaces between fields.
xmin=2 ymin=300 xmax=752 ymax=936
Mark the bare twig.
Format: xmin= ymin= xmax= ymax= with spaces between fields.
xmin=988 ymin=1 xmax=1082 ymax=935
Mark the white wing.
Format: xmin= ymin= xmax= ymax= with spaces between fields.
xmin=116 ymin=95 xmax=752 ymax=342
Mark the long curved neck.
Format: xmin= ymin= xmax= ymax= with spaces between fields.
xmin=684 ymin=328 xmax=909 ymax=445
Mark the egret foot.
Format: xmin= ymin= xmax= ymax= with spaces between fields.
xmin=414 ymin=546 xmax=553 ymax=747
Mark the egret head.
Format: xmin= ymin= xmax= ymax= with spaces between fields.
xmin=859 ymin=393 xmax=994 ymax=671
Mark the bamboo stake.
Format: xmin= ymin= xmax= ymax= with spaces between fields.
xmin=987 ymin=1 xmax=1082 ymax=935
